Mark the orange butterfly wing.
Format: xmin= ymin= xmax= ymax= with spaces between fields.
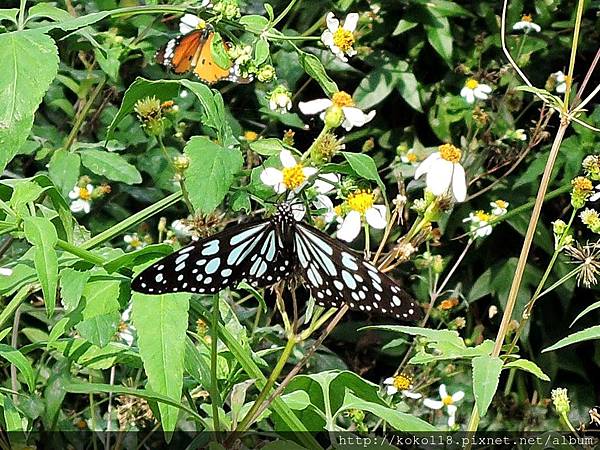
xmin=192 ymin=33 xmax=232 ymax=84
xmin=159 ymin=30 xmax=204 ymax=74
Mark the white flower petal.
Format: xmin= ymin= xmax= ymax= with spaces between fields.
xmin=314 ymin=173 xmax=340 ymax=193
xmin=124 ymin=235 xmax=133 ymax=243
xmin=414 ymin=153 xmax=440 ymax=180
xmin=590 ymin=191 xmax=600 ymax=202
xmin=386 ymin=385 xmax=398 ymax=395
xmin=337 ymin=210 xmax=361 ymax=242
xmin=342 ymin=107 xmax=375 ymax=130
xmin=298 ymin=98 xmax=332 ymax=115
xmin=474 ymin=87 xmax=489 ymax=100
xmin=82 ymin=201 xmax=91 ymax=214
xmin=343 ymin=13 xmax=359 ymax=32
xmin=426 ymin=159 xmax=453 ymax=196
xmin=383 ymin=377 xmax=394 ymax=385
xmin=274 ymin=183 xmax=288 ymax=194
xmin=321 ymin=30 xmax=334 ymax=46
xmin=403 ymin=390 xmax=423 ymax=399
xmin=280 ymin=149 xmax=297 ymax=168
xmin=439 ymin=384 xmax=448 ymax=399
xmin=365 ymin=205 xmax=387 ymax=229
xmin=447 ymin=404 xmax=457 ymax=426
xmin=477 ymin=84 xmax=492 ymax=94
xmin=452 ymin=390 xmax=465 ymax=402
xmin=513 ymin=22 xmax=525 ymax=30
xmin=531 ymin=23 xmax=541 ymax=32
xmin=260 ymin=167 xmax=284 ymax=186
xmin=556 ymin=83 xmax=566 ymax=94
xmin=326 ymin=12 xmax=339 ymax=32
xmin=68 ymin=187 xmax=80 ymax=200
xmin=303 ymin=167 xmax=318 ymax=178
xmin=86 ymin=184 xmax=94 ymax=194
xmin=451 ymin=163 xmax=467 ymax=202
xmin=423 ymin=399 xmax=444 ymax=410
xmin=179 ymin=14 xmax=200 ymax=34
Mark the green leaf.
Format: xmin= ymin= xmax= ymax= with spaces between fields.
xmin=0 ymin=394 xmax=23 ymax=432
xmin=0 ymin=9 xmax=19 ymax=25
xmin=570 ymin=300 xmax=600 ymax=327
xmin=342 ymin=391 xmax=436 ymax=431
xmin=298 ymin=51 xmax=338 ymax=95
xmin=79 ymin=149 xmax=142 ymax=184
xmin=48 ymin=338 xmax=141 ymax=369
xmin=8 ymin=180 xmax=43 ymax=215
xmin=210 ymin=32 xmax=232 ymax=69
xmin=0 ymin=344 xmax=35 ymax=392
xmin=59 ymin=268 xmax=90 ymax=312
xmin=424 ymin=16 xmax=453 ymax=64
xmin=74 ymin=280 xmax=121 ymax=347
xmin=392 ymin=19 xmax=418 ymax=35
xmin=23 ymin=216 xmax=58 ymax=317
xmin=353 ymin=68 xmax=396 ymax=110
xmin=472 ymin=355 xmax=503 ymax=417
xmin=184 ymin=136 xmax=243 ymax=215
xmin=341 ymin=152 xmax=386 ymax=194
xmin=543 ymin=325 xmax=600 ymax=352
xmin=103 ymin=243 xmax=173 ymax=273
xmin=48 ymin=149 xmax=80 ymax=197
xmin=179 ymin=80 xmax=229 ymax=138
xmin=132 ymin=292 xmax=190 ymax=435
xmin=26 ymin=3 xmax=72 ymax=23
xmin=249 ymin=138 xmax=287 ymax=156
xmin=396 ymin=71 xmax=423 ymax=112
xmin=239 ymin=15 xmax=269 ymax=33
xmin=254 ymin=38 xmax=270 ymax=66
xmin=106 ymin=77 xmax=180 ymax=140
xmin=504 ymin=359 xmax=550 ymax=381
xmin=0 ymin=30 xmax=59 ymax=172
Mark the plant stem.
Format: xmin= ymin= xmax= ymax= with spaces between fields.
xmin=56 ymin=239 xmax=105 ymax=266
xmin=562 ymin=0 xmax=586 ymax=111
xmin=210 ymin=295 xmax=222 ymax=436
xmin=64 ymin=77 xmax=106 ymax=151
xmin=269 ymin=0 xmax=299 ymax=28
xmin=234 ymin=334 xmax=297 ymax=432
xmin=17 ymin=0 xmax=26 ymax=30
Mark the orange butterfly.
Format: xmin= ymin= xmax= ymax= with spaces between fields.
xmin=156 ymin=17 xmax=250 ymax=85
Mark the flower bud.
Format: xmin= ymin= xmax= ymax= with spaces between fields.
xmin=551 ymin=388 xmax=570 ymax=416
xmin=257 ymin=64 xmax=276 ymax=83
xmin=324 ymin=105 xmax=344 ymax=128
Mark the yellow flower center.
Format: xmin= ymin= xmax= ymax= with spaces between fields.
xmin=521 ymin=14 xmax=532 ymax=22
xmin=494 ymin=200 xmax=508 ymax=209
xmin=332 ymin=91 xmax=354 ymax=108
xmin=406 ymin=152 xmax=418 ymax=163
xmin=442 ymin=395 xmax=454 ymax=406
xmin=334 ymin=205 xmax=343 ymax=217
xmin=129 ymin=236 xmax=143 ymax=248
xmin=282 ymin=164 xmax=306 ymax=189
xmin=465 ymin=79 xmax=479 ymax=90
xmin=118 ymin=321 xmax=128 ymax=332
xmin=78 ymin=188 xmax=91 ymax=201
xmin=439 ymin=143 xmax=462 ymax=163
xmin=475 ymin=210 xmax=492 ymax=222
xmin=392 ymin=374 xmax=412 ymax=390
xmin=347 ymin=190 xmax=375 ymax=215
xmin=196 ymin=18 xmax=207 ymax=29
xmin=244 ymin=130 xmax=258 ymax=142
xmin=572 ymin=176 xmax=593 ymax=194
xmin=332 ymin=27 xmax=355 ymax=52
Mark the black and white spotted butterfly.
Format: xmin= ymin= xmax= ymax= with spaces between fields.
xmin=131 ymin=202 xmax=422 ymax=321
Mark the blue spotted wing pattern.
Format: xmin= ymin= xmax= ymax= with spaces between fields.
xmin=132 ymin=202 xmax=422 ymax=321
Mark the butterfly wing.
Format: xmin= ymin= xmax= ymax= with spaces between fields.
xmin=131 ymin=219 xmax=294 ymax=295
xmin=192 ymin=33 xmax=253 ymax=84
xmin=294 ymin=222 xmax=423 ymax=321
xmin=157 ymin=29 xmax=205 ymax=74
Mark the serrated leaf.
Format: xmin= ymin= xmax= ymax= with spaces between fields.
xmin=184 ymin=136 xmax=243 ymax=214
xmin=79 ymin=149 xmax=141 ymax=184
xmin=0 ymin=30 xmax=59 ymax=173
xmin=472 ymin=355 xmax=503 ymax=417
xmin=132 ymin=292 xmax=190 ymax=436
xmin=298 ymin=51 xmax=338 ymax=95
xmin=23 ymin=216 xmax=58 ymax=317
xmin=74 ymin=280 xmax=121 ymax=347
xmin=341 ymin=152 xmax=386 ymax=194
xmin=543 ymin=325 xmax=600 ymax=352
xmin=48 ymin=149 xmax=80 ymax=197
xmin=504 ymin=359 xmax=550 ymax=381
xmin=0 ymin=344 xmax=36 ymax=392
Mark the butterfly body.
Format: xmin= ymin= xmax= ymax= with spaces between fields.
xmin=156 ymin=25 xmax=250 ymax=84
xmin=132 ymin=202 xmax=422 ymax=321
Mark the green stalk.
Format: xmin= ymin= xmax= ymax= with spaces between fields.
xmin=0 ymin=286 xmax=33 ymax=330
xmin=17 ymin=0 xmax=26 ymax=30
xmin=64 ymin=77 xmax=106 ymax=152
xmin=234 ymin=335 xmax=297 ymax=432
xmin=562 ymin=0 xmax=586 ymax=110
xmin=81 ymin=191 xmax=182 ymax=250
xmin=210 ymin=295 xmax=222 ymax=435
xmin=269 ymin=0 xmax=300 ymax=28
xmin=56 ymin=239 xmax=105 ymax=266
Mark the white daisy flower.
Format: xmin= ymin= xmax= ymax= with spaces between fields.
xmin=400 ymin=149 xmax=420 ymax=166
xmin=117 ymin=305 xmax=135 ymax=347
xmin=260 ymin=149 xmax=318 ymax=194
xmin=299 ymin=91 xmax=375 ymax=131
xmin=414 ymin=144 xmax=467 ymax=202
xmin=179 ymin=8 xmax=211 ymax=34
xmin=123 ymin=233 xmax=146 ymax=251
xmin=337 ymin=190 xmax=387 ymax=242
xmin=68 ymin=184 xmax=94 ymax=214
xmin=320 ymin=12 xmax=359 ymax=62
xmin=553 ymin=71 xmax=568 ymax=94
xmin=490 ymin=200 xmax=509 ymax=216
xmin=460 ymin=79 xmax=492 ymax=104
xmin=313 ymin=173 xmax=340 ymax=194
xmin=313 ymin=194 xmax=337 ymax=224
xmin=383 ymin=374 xmax=422 ymax=399
xmin=268 ymin=86 xmax=293 ymax=114
xmin=423 ymin=384 xmax=465 ymax=427
xmin=0 ymin=267 xmax=13 ymax=277
xmin=512 ymin=14 xmax=541 ymax=33
xmin=462 ymin=211 xmax=493 ymax=238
